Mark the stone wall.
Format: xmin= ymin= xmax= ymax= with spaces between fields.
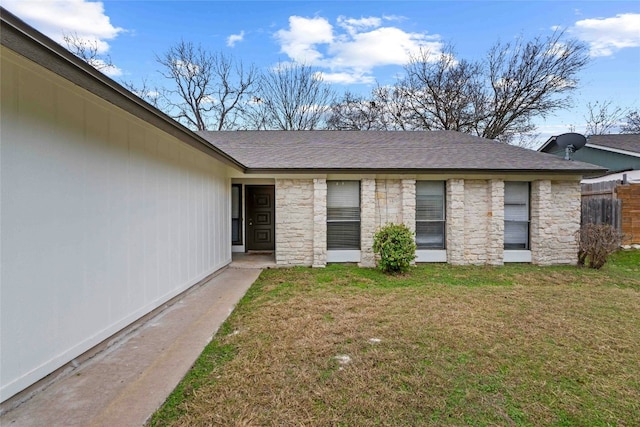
xmin=359 ymin=178 xmax=377 ymax=267
xmin=375 ymin=179 xmax=402 ymax=227
xmin=401 ymin=179 xmax=417 ymax=234
xmin=487 ymin=179 xmax=505 ymax=265
xmin=463 ymin=180 xmax=491 ymax=264
xmin=313 ymin=179 xmax=327 ymax=267
xmin=531 ymin=180 xmax=580 ymax=265
xmin=275 ymin=179 xmax=314 ymax=266
xmin=272 ymin=176 xmax=582 ymax=267
xmin=446 ymin=179 xmax=465 ymax=265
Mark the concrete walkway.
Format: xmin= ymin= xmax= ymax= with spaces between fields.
xmin=1 ymin=266 xmax=261 ymax=427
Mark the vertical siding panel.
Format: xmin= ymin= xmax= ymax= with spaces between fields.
xmin=169 ymin=143 xmax=181 ymax=291
xmin=181 ymin=149 xmax=190 ymax=282
xmin=1 ymin=52 xmax=233 ymax=400
xmin=84 ymin=101 xmax=111 ymax=328
xmin=108 ymin=113 xmax=129 ymax=324
xmin=127 ymin=123 xmax=145 ymax=309
xmin=157 ymin=138 xmax=170 ymax=294
xmin=1 ymin=58 xmax=27 ymax=380
xmin=54 ymin=88 xmax=87 ymax=344
xmin=204 ymin=165 xmax=211 ymax=269
xmin=197 ymin=161 xmax=204 ymax=274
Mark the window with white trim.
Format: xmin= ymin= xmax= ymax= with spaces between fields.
xmin=504 ymin=182 xmax=530 ymax=250
xmin=416 ymin=181 xmax=446 ymax=249
xmin=327 ymin=181 xmax=360 ymax=250
xmin=231 ymin=184 xmax=242 ymax=245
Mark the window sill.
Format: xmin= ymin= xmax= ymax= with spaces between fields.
xmin=504 ymin=250 xmax=531 ymax=263
xmin=416 ymin=249 xmax=447 ymax=263
xmin=327 ymin=250 xmax=361 ymax=263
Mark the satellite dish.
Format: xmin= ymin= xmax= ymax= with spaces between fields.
xmin=555 ymin=133 xmax=586 ymax=160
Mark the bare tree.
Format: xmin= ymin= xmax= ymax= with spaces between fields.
xmin=621 ymin=110 xmax=640 ymax=133
xmin=368 ymin=85 xmax=415 ymax=130
xmin=328 ymin=85 xmax=421 ymax=131
xmin=481 ymin=31 xmax=589 ymax=141
xmin=63 ymin=32 xmax=116 ymax=73
xmin=121 ymin=78 xmax=161 ymax=108
xmin=380 ymin=31 xmax=589 ymax=143
xmin=156 ymin=40 xmax=258 ymax=130
xmin=400 ymin=46 xmax=488 ymax=133
xmin=327 ymin=91 xmax=386 ymax=130
xmin=583 ymin=100 xmax=626 ymax=135
xmin=244 ymin=63 xmax=335 ymax=130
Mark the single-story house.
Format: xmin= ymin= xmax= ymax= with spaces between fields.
xmin=539 ymin=133 xmax=640 ymax=173
xmin=198 ymin=130 xmax=602 ymax=267
xmin=0 ymin=9 xmax=604 ymax=403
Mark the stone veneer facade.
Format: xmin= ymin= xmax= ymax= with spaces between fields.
xmin=463 ymin=180 xmax=491 ymax=265
xmin=275 ymin=179 xmax=314 ymax=266
xmin=359 ymin=178 xmax=377 ymax=267
xmin=312 ymin=179 xmax=327 ymax=267
xmin=530 ymin=180 xmax=581 ymax=265
xmin=273 ymin=177 xmax=580 ymax=267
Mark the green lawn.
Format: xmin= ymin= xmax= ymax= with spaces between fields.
xmin=149 ymin=250 xmax=640 ymax=426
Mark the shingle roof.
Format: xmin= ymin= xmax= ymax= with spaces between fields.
xmin=587 ymin=134 xmax=640 ymax=154
xmin=199 ymin=130 xmax=605 ymax=174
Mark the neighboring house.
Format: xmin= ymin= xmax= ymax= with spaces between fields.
xmin=540 ymin=134 xmax=640 ymax=244
xmin=0 ymin=10 xmax=604 ymax=403
xmin=539 ymin=133 xmax=640 ymax=172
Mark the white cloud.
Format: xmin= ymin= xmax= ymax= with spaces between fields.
xmin=227 ymin=31 xmax=245 ymax=47
xmin=275 ymin=16 xmax=333 ymax=64
xmin=1 ymin=0 xmax=124 ymax=53
xmin=317 ymin=71 xmax=375 ymax=85
xmin=337 ymin=16 xmax=381 ymax=35
xmin=88 ymin=59 xmax=122 ymax=76
xmin=570 ymin=13 xmax=640 ymax=57
xmin=329 ymin=27 xmax=441 ymax=70
xmin=274 ymin=14 xmax=443 ymax=84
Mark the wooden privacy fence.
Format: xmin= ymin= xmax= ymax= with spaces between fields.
xmin=581 ymin=181 xmax=640 ymax=245
xmin=581 ymin=198 xmax=622 ymax=229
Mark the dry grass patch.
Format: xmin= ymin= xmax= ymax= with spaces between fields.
xmin=150 ymin=251 xmax=640 ymax=426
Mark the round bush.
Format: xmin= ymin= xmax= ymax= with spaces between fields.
xmin=372 ymin=223 xmax=417 ymax=274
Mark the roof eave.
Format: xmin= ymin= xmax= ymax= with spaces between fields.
xmin=537 ymin=136 xmax=557 ymax=152
xmin=584 ymin=143 xmax=640 ymax=158
xmin=0 ymin=8 xmax=247 ymax=172
xmin=244 ymin=167 xmax=606 ymax=176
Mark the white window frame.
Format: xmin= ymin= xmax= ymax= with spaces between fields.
xmin=504 ymin=181 xmax=531 ymax=262
xmin=415 ymin=181 xmax=447 ymax=262
xmin=327 ymin=180 xmax=361 ymax=262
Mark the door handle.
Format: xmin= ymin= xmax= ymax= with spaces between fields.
xmin=248 ymin=219 xmax=253 ymax=226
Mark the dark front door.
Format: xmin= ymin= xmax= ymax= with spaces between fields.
xmin=246 ymin=186 xmax=275 ymax=251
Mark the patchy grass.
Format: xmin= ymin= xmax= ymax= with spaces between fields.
xmin=149 ymin=250 xmax=640 ymax=426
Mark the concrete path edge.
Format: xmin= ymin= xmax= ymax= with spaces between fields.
xmin=1 ymin=266 xmax=261 ymax=427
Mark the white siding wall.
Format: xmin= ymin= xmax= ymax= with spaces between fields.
xmin=0 ymin=49 xmax=232 ymax=401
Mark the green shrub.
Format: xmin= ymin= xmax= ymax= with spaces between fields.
xmin=373 ymin=223 xmax=417 ymax=274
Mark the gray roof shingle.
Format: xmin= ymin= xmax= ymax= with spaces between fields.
xmin=199 ymin=130 xmax=605 ymax=174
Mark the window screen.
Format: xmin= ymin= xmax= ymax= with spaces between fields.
xmin=416 ymin=181 xmax=446 ymax=249
xmin=504 ymin=182 xmax=529 ymax=250
xmin=231 ymin=184 xmax=242 ymax=245
xmin=327 ymin=181 xmax=360 ymax=250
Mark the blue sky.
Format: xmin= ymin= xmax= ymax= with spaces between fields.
xmin=2 ymin=0 xmax=639 ymax=144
